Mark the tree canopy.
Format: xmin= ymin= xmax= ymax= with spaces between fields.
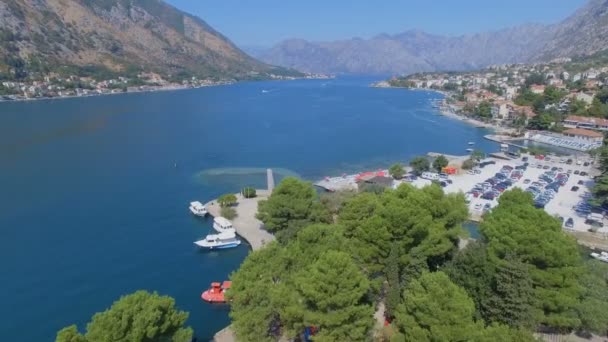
xmin=56 ymin=291 xmax=192 ymax=342
xmin=480 ymin=189 xmax=584 ymax=329
xmin=389 ymin=163 xmax=405 ymax=179
xmin=218 ymin=193 xmax=237 ymax=207
xmin=409 ymin=156 xmax=430 ymax=176
xmin=432 ymin=155 xmax=449 ymax=172
xmin=256 ymin=177 xmax=331 ymax=242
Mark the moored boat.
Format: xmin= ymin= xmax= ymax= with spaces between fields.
xmin=189 ymin=201 xmax=208 ymax=217
xmin=201 ymin=281 xmax=231 ymax=303
xmin=194 ymin=231 xmax=241 ymax=249
xmin=213 ymin=216 xmax=234 ymax=233
xmin=466 ymin=148 xmax=474 ymax=152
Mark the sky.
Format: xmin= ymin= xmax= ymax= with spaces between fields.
xmin=166 ymin=0 xmax=587 ymax=47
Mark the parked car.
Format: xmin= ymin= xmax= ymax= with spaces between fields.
xmin=565 ymin=218 xmax=574 ymax=228
xmin=574 ymin=170 xmax=580 ymax=175
xmin=523 ymin=179 xmax=531 ymax=184
xmin=576 ymin=160 xmax=582 ymax=165
xmin=543 ymin=165 xmax=550 ymax=170
xmin=584 ymin=162 xmax=590 ymax=167
xmin=580 ymin=171 xmax=588 ymax=177
xmin=474 ymin=203 xmax=483 ymax=210
xmin=571 ymin=186 xmax=580 ymax=192
xmin=578 ymin=180 xmax=585 ymax=185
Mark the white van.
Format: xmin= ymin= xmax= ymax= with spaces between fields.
xmin=421 ymin=172 xmax=440 ymax=181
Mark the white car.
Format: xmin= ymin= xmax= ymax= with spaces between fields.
xmin=474 ymin=203 xmax=483 ymax=210
xmin=576 ymin=160 xmax=582 ymax=165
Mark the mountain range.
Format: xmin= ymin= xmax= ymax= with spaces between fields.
xmin=251 ymin=0 xmax=608 ymax=75
xmin=0 ymin=0 xmax=295 ymax=80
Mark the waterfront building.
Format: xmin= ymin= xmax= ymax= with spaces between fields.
xmin=562 ymin=128 xmax=604 ymax=145
xmin=563 ymin=115 xmax=608 ymax=131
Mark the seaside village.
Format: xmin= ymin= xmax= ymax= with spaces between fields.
xmin=383 ymin=57 xmax=608 ymax=153
xmin=0 ymin=71 xmax=329 ymax=101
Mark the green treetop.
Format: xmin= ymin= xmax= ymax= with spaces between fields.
xmin=218 ymin=193 xmax=237 ymax=207
xmin=256 ymin=177 xmax=330 ymax=242
xmin=432 ymin=155 xmax=449 ymax=172
xmin=480 ymin=189 xmax=584 ymax=330
xmin=56 ymin=291 xmax=192 ymax=342
xmin=389 ymin=162 xmax=405 ymax=179
xmin=292 ymin=251 xmax=373 ymax=341
xmin=409 ymin=156 xmax=430 ymax=176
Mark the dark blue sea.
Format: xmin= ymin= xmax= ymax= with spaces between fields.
xmin=0 ymin=77 xmax=499 ymax=340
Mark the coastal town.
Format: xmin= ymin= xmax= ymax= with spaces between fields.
xmin=0 ymin=71 xmax=333 ymax=102
xmin=376 ymin=55 xmax=608 ymax=152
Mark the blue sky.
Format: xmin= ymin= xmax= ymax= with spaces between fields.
xmin=166 ymin=0 xmax=586 ymax=47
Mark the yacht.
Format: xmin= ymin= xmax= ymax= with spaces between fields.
xmin=194 ymin=231 xmax=241 ymax=250
xmin=189 ymin=201 xmax=208 ymax=217
xmin=591 ymin=251 xmax=608 ymax=263
xmin=213 ymin=217 xmax=234 ymax=233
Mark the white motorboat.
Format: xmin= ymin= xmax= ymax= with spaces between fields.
xmin=590 ymin=252 xmax=608 ymax=263
xmin=213 ymin=216 xmax=235 ymax=233
xmin=466 ymin=148 xmax=474 ymax=152
xmin=194 ymin=231 xmax=241 ymax=249
xmin=189 ymin=201 xmax=208 ymax=217
xmin=468 ymin=142 xmax=475 ymax=145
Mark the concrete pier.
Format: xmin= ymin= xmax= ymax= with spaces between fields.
xmin=267 ymin=168 xmax=275 ymax=192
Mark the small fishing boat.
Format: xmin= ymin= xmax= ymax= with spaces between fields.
xmin=194 ymin=231 xmax=241 ymax=249
xmin=213 ymin=217 xmax=235 ymax=233
xmin=189 ymin=201 xmax=208 ymax=217
xmin=466 ymin=148 xmax=474 ymax=152
xmin=201 ymin=281 xmax=231 ymax=303
xmin=468 ymin=142 xmax=475 ymax=145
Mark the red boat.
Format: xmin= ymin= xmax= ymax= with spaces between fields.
xmin=201 ymin=281 xmax=231 ymax=303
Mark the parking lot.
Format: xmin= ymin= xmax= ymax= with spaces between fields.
xmin=412 ymin=154 xmax=605 ymax=233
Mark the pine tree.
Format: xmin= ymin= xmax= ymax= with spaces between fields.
xmin=293 ymin=251 xmax=373 ymax=341
xmin=385 ymin=242 xmax=401 ymax=319
xmin=483 ymin=257 xmax=535 ymax=328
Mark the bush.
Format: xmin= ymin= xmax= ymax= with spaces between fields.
xmin=389 ymin=163 xmax=405 ymax=179
xmin=242 ymin=187 xmax=256 ymax=198
xmin=218 ymin=193 xmax=237 ymax=207
xmin=462 ymin=159 xmax=476 ymax=170
xmin=221 ymin=207 xmax=237 ymax=220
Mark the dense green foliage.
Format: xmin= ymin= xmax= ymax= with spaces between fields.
xmin=241 ymin=187 xmax=257 ymax=198
xmin=409 ymin=156 xmax=430 ymax=175
xmin=231 ymin=177 xmax=608 ymax=340
xmin=218 ymin=193 xmax=237 ymax=207
xmin=432 ymin=155 xmax=449 ymax=172
xmin=231 ymin=181 xmax=468 ymax=341
xmin=56 ymin=291 xmax=192 ymax=342
xmin=480 ymin=190 xmax=583 ymax=329
xmin=389 ymin=163 xmax=405 ymax=179
xmin=256 ymin=177 xmax=331 ymax=242
xmin=394 ymin=272 xmax=536 ymax=342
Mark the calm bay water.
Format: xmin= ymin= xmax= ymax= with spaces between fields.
xmin=0 ymin=77 xmax=498 ymax=340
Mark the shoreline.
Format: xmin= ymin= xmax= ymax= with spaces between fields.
xmin=0 ymin=82 xmax=234 ymax=104
xmin=0 ymin=75 xmax=334 ymax=104
xmin=373 ymin=82 xmax=512 ymax=133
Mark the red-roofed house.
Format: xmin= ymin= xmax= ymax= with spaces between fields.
xmin=562 ymin=128 xmax=604 ymax=144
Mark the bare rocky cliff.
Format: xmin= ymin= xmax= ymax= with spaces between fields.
xmin=0 ymin=0 xmax=292 ymax=79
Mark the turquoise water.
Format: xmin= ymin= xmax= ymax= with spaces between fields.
xmin=0 ymin=77 xmax=499 ymax=340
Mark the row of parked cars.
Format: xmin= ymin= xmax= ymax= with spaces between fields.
xmin=525 ymin=170 xmax=569 ymax=208
xmin=468 ymin=164 xmax=520 ymax=204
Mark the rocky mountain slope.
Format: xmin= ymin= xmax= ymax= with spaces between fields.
xmin=254 ymin=0 xmax=608 ymax=75
xmin=539 ymin=0 xmax=608 ymax=60
xmin=0 ymin=0 xmax=294 ymax=80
